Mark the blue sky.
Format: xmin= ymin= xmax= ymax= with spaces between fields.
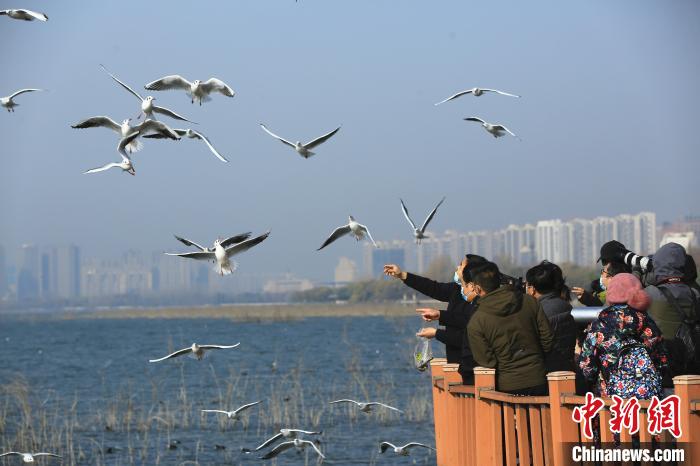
xmin=1 ymin=0 xmax=698 ymax=280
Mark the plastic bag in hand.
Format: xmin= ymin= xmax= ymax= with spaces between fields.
xmin=414 ymin=335 xmax=434 ymax=372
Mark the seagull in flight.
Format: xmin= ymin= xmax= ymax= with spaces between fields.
xmin=166 ymin=231 xmax=270 ymax=276
xmin=72 ymin=117 xmax=181 ymax=153
xmin=379 ymin=442 xmax=435 ymax=456
xmin=83 ymin=131 xmax=140 ymax=176
xmin=0 ymin=452 xmax=61 ymax=463
xmin=1 ymin=89 xmax=42 ymax=112
xmin=318 ymin=216 xmax=377 ymax=251
xmin=400 ymin=197 xmax=445 ymax=244
xmin=174 ymin=232 xmax=252 ymax=253
xmin=329 ymin=399 xmax=403 ymax=414
xmin=202 ymin=401 xmax=262 ymax=420
xmin=100 ymin=65 xmax=195 ymax=124
xmin=241 ymin=429 xmax=322 ymax=453
xmin=0 ymin=9 xmax=48 ymax=21
xmin=434 ymin=87 xmax=520 ymax=105
xmin=149 ymin=342 xmax=240 ymax=363
xmin=464 ymin=117 xmax=519 ymax=139
xmin=260 ymin=123 xmax=340 ymax=159
xmin=259 ymin=439 xmax=325 ymax=460
xmin=145 ymin=75 xmax=235 ymax=105
xmin=143 ymin=128 xmax=228 ymax=162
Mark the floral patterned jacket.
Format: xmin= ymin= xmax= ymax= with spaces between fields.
xmin=578 ymin=304 xmax=668 ymax=397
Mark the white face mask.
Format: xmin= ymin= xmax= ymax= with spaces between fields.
xmin=453 ymin=271 xmax=461 ymax=285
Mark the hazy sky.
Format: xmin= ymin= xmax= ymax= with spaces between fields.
xmin=1 ymin=0 xmax=699 ymax=280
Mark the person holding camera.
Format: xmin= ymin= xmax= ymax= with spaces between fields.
xmin=571 ymin=241 xmax=634 ymax=306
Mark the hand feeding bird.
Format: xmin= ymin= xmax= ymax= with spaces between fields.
xmin=260 ymin=123 xmax=340 ymax=159
xmin=379 ymin=442 xmax=436 ymax=456
xmin=71 ymin=117 xmax=181 ymax=153
xmin=143 ymin=128 xmax=228 ymax=162
xmin=329 ymin=399 xmax=403 ymax=414
xmin=463 ymin=117 xmax=520 ymax=139
xmin=0 ymin=9 xmax=48 ymax=21
xmin=100 ymin=65 xmax=196 ymax=124
xmin=1 ymin=89 xmax=42 ymax=113
xmin=165 ymin=231 xmax=270 ymax=276
xmin=83 ymin=131 xmax=140 ymax=176
xmin=0 ymin=452 xmax=61 ymax=463
xmin=434 ymin=87 xmax=520 ymax=105
xmin=144 ymin=75 xmax=235 ymax=105
xmin=241 ymin=429 xmax=322 ymax=453
xmin=173 ymin=232 xmax=252 ymax=253
xmin=317 ymin=216 xmax=377 ymax=251
xmin=400 ymin=197 xmax=445 ymax=244
xmin=149 ymin=342 xmax=240 ymax=363
xmin=202 ymin=401 xmax=262 ymax=420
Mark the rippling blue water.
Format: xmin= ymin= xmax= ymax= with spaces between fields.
xmin=0 ymin=313 xmax=441 ymax=465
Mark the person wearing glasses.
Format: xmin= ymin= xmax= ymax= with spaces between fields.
xmin=571 ymin=246 xmax=631 ymax=306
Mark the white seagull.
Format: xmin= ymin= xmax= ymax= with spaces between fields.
xmin=1 ymin=89 xmax=42 ymax=112
xmin=379 ymin=442 xmax=435 ymax=456
xmin=174 ymin=232 xmax=252 ymax=253
xmin=400 ymin=197 xmax=445 ymax=244
xmin=318 ymin=216 xmax=377 ymax=251
xmin=241 ymin=429 xmax=322 ymax=453
xmin=83 ymin=131 xmax=140 ymax=176
xmin=143 ymin=128 xmax=228 ymax=162
xmin=202 ymin=401 xmax=262 ymax=420
xmin=149 ymin=342 xmax=240 ymax=363
xmin=0 ymin=452 xmax=61 ymax=463
xmin=145 ymin=75 xmax=235 ymax=105
xmin=260 ymin=439 xmax=325 ymax=460
xmin=434 ymin=87 xmax=520 ymax=105
xmin=166 ymin=231 xmax=270 ymax=276
xmin=0 ymin=9 xmax=48 ymax=21
xmin=464 ymin=117 xmax=519 ymax=139
xmin=71 ymin=117 xmax=181 ymax=153
xmin=100 ymin=65 xmax=195 ymax=124
xmin=260 ymin=123 xmax=340 ymax=159
xmin=329 ymin=399 xmax=403 ymax=414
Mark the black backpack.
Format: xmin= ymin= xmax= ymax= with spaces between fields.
xmin=657 ymin=285 xmax=700 ymax=371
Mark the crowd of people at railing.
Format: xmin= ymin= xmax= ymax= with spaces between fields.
xmin=384 ymin=240 xmax=700 ymax=401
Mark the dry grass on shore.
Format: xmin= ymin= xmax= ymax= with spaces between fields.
xmin=53 ymin=303 xmax=417 ymax=322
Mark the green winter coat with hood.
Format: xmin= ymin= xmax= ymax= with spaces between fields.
xmin=467 ymin=286 xmax=554 ymax=392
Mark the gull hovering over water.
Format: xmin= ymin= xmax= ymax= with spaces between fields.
xmin=71 ymin=117 xmax=181 ymax=153
xmin=149 ymin=342 xmax=240 ymax=363
xmin=83 ymin=131 xmax=140 ymax=176
xmin=145 ymin=75 xmax=235 ymax=105
xmin=434 ymin=87 xmax=520 ymax=105
xmin=260 ymin=123 xmax=340 ymax=159
xmin=174 ymin=232 xmax=252 ymax=253
xmin=241 ymin=429 xmax=322 ymax=453
xmin=379 ymin=442 xmax=435 ymax=456
xmin=0 ymin=452 xmax=61 ymax=463
xmin=100 ymin=65 xmax=195 ymax=124
xmin=143 ymin=128 xmax=228 ymax=162
xmin=1 ymin=89 xmax=42 ymax=112
xmin=400 ymin=197 xmax=445 ymax=244
xmin=259 ymin=439 xmax=325 ymax=460
xmin=202 ymin=401 xmax=262 ymax=420
xmin=0 ymin=9 xmax=48 ymax=21
xmin=329 ymin=399 xmax=403 ymax=414
xmin=166 ymin=231 xmax=270 ymax=275
xmin=318 ymin=216 xmax=377 ymax=251
xmin=464 ymin=117 xmax=519 ymax=139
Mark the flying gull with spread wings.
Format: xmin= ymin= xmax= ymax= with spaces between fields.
xmin=83 ymin=131 xmax=140 ymax=176
xmin=464 ymin=117 xmax=520 ymax=140
xmin=0 ymin=9 xmax=48 ymax=21
xmin=72 ymin=117 xmax=180 ymax=153
xmin=1 ymin=89 xmax=42 ymax=112
xmin=400 ymin=197 xmax=445 ymax=244
xmin=260 ymin=123 xmax=340 ymax=159
xmin=143 ymin=128 xmax=228 ymax=162
xmin=173 ymin=232 xmax=252 ymax=253
xmin=318 ymin=216 xmax=377 ymax=251
xmin=149 ymin=343 xmax=240 ymax=363
xmin=329 ymin=399 xmax=403 ymax=414
xmin=145 ymin=75 xmax=235 ymax=105
xmin=434 ymin=87 xmax=520 ymax=105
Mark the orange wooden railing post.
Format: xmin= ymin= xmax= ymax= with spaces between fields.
xmin=431 ymin=358 xmax=448 ymax=466
xmin=474 ymin=367 xmax=497 ymax=465
xmin=673 ymin=374 xmax=700 ymax=464
xmin=443 ymin=364 xmax=462 ymax=466
xmin=547 ymin=371 xmax=579 ymax=466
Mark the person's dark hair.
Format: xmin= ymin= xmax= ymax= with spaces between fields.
xmin=605 ymin=261 xmax=630 ymax=277
xmin=461 ymin=254 xmax=488 ymax=283
xmin=525 ymin=261 xmax=565 ymax=295
xmin=471 ymin=262 xmax=501 ymax=293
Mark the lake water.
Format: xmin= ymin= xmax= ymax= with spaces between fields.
xmin=0 ymin=313 xmax=441 ymax=465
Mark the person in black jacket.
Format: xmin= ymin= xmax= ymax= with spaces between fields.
xmin=525 ymin=261 xmax=577 ymax=373
xmin=384 ymin=254 xmax=487 ymax=384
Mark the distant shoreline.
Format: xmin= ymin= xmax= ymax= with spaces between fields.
xmin=1 ymin=303 xmax=424 ymax=321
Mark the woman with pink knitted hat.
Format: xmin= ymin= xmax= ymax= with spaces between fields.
xmin=578 ymin=273 xmax=668 ymax=399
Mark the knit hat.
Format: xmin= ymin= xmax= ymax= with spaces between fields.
xmin=605 ymin=273 xmax=651 ymax=311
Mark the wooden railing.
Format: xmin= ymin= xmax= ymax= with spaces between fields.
xmin=430 ymin=358 xmax=700 ymax=466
